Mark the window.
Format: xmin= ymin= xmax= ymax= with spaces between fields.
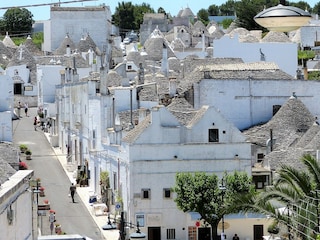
xmin=209 ymin=129 xmax=219 ymax=142
xmin=141 ymin=189 xmax=150 ymax=199
xmin=136 ymin=214 xmax=145 ymax=227
xmin=167 ymin=229 xmax=176 ymax=239
xmin=163 ymin=188 xmax=171 ymax=198
xmin=257 ymin=153 xmax=264 ymax=162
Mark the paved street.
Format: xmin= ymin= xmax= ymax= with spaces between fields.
xmin=12 ymin=107 xmax=107 ymax=239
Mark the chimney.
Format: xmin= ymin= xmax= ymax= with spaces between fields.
xmin=161 ymin=44 xmax=168 ymax=77
xmin=88 ymin=48 xmax=94 ymax=66
xmin=169 ymin=78 xmax=177 ymax=97
xmin=202 ymin=33 xmax=205 ymax=52
xmin=139 ymin=108 xmax=147 ymax=123
xmin=100 ymin=67 xmax=108 ymax=95
xmin=66 ymin=44 xmax=71 ymax=56
xmin=138 ymin=63 xmax=145 ymax=85
xmin=60 ymin=69 xmax=66 ymax=84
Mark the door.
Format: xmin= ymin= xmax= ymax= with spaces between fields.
xmin=148 ymin=226 xmax=161 ymax=240
xmin=254 ymin=224 xmax=263 ymax=240
xmin=198 ymin=227 xmax=211 ymax=240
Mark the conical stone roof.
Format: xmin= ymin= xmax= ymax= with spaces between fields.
xmin=244 ymin=95 xmax=315 ymax=148
xmin=24 ymin=35 xmax=43 ymax=56
xmin=54 ymin=34 xmax=76 ymax=55
xmin=3 ymin=33 xmax=17 ymax=49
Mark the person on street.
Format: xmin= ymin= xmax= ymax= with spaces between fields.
xmin=17 ymin=101 xmax=22 ymax=118
xmin=70 ymin=183 xmax=76 ymax=203
xmin=233 ymin=233 xmax=240 ymax=240
xmin=24 ymin=102 xmax=29 ymax=117
xmin=34 ymin=116 xmax=38 ymax=131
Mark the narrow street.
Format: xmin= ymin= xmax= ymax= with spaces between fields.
xmin=12 ymin=107 xmax=104 ymax=239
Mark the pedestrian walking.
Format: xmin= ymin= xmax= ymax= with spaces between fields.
xmin=17 ymin=101 xmax=22 ymax=118
xmin=69 ymin=183 xmax=76 ymax=203
xmin=34 ymin=116 xmax=38 ymax=131
xmin=233 ymin=233 xmax=240 ymax=240
xmin=24 ymin=102 xmax=29 ymax=117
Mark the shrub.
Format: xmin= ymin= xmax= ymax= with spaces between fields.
xmin=25 ymin=149 xmax=32 ymax=155
xmin=19 ymin=144 xmax=28 ymax=152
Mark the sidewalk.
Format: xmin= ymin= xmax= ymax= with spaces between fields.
xmin=43 ymin=132 xmax=119 ymax=240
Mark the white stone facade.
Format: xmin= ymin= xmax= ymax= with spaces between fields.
xmin=47 ymin=6 xmax=112 ymax=54
xmin=0 ymin=170 xmax=34 ymax=240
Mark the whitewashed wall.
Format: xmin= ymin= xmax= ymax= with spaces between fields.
xmin=196 ymin=79 xmax=320 ymax=130
xmin=213 ymin=35 xmax=298 ymax=77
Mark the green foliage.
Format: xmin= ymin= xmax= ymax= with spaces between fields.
xmin=235 ymin=0 xmax=265 ymax=30
xmin=197 ymin=9 xmax=209 ymax=26
xmin=25 ymin=149 xmax=32 ymax=155
xmin=298 ymin=50 xmax=315 ymax=60
xmin=267 ymin=220 xmax=279 ymax=234
xmin=133 ymin=3 xmax=155 ymax=31
xmin=221 ymin=18 xmax=234 ymax=29
xmin=313 ymin=2 xmax=320 ymax=15
xmin=254 ymin=155 xmax=320 ymax=239
xmin=100 ymin=171 xmax=110 ymax=188
xmin=174 ymin=171 xmax=253 ymax=238
xmin=220 ymin=0 xmax=237 ymax=16
xmin=289 ymin=1 xmax=311 ymax=13
xmin=2 ymin=8 xmax=34 ymax=36
xmin=208 ymin=4 xmax=220 ymax=16
xmin=157 ymin=7 xmax=166 ymax=14
xmin=19 ymin=144 xmax=28 ymax=152
xmin=112 ymin=1 xmax=154 ymax=37
xmin=307 ymin=71 xmax=320 ymax=80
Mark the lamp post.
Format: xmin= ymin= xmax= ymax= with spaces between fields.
xmin=219 ymin=180 xmax=226 ymax=240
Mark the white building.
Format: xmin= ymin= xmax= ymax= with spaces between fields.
xmin=213 ymin=34 xmax=298 ymax=77
xmin=45 ymin=5 xmax=112 ymax=56
xmin=118 ymin=104 xmax=252 ymax=239
xmin=0 ymin=71 xmax=14 ymax=142
xmin=0 ymin=170 xmax=34 ymax=240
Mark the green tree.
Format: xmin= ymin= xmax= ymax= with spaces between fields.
xmin=157 ymin=7 xmax=166 ymax=14
xmin=174 ymin=171 xmax=254 ymax=239
xmin=208 ymin=4 xmax=220 ymax=16
xmin=313 ymin=2 xmax=320 ymax=15
xmin=112 ymin=2 xmax=136 ymax=37
xmin=133 ymin=3 xmax=155 ymax=30
xmin=2 ymin=8 xmax=34 ymax=36
xmin=197 ymin=9 xmax=209 ymax=26
xmin=289 ymin=1 xmax=311 ymax=12
xmin=221 ymin=18 xmax=234 ymax=29
xmin=235 ymin=0 xmax=265 ymax=30
xmin=220 ymin=0 xmax=237 ymax=16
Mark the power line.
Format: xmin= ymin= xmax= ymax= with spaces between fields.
xmin=0 ymin=0 xmax=96 ymax=10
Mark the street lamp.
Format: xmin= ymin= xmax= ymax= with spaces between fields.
xmin=219 ymin=180 xmax=227 ymax=240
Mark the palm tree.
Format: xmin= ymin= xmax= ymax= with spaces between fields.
xmin=248 ymin=155 xmax=320 ymax=239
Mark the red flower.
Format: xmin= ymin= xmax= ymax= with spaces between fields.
xmin=19 ymin=161 xmax=28 ymax=170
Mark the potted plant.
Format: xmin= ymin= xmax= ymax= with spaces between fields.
xmin=25 ymin=149 xmax=32 ymax=160
xmin=39 ymin=186 xmax=45 ymax=197
xmin=19 ymin=161 xmax=28 ymax=170
xmin=19 ymin=144 xmax=28 ymax=153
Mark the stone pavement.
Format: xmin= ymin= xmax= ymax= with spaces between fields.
xmin=43 ymin=132 xmax=119 ymax=240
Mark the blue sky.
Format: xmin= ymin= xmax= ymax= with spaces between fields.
xmin=0 ymin=0 xmax=318 ymax=21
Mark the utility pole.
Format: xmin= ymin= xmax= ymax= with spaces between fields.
xmin=120 ymin=211 xmax=126 ymax=240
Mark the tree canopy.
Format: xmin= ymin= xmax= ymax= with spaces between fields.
xmin=1 ymin=8 xmax=34 ymax=36
xmin=174 ymin=171 xmax=254 ymax=239
xmin=112 ymin=1 xmax=154 ymax=37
